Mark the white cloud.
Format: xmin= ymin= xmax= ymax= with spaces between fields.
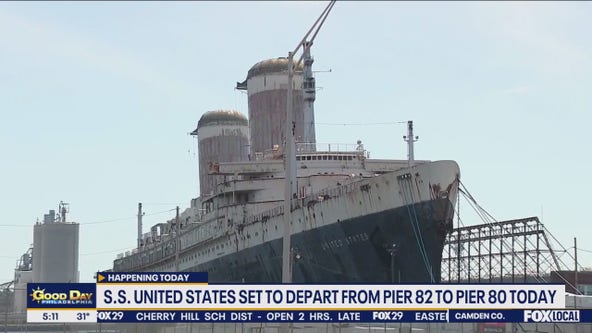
xmin=498 ymin=85 xmax=531 ymax=95
xmin=469 ymin=2 xmax=591 ymax=78
xmin=263 ymin=1 xmax=326 ymax=9
xmin=0 ymin=9 xmax=193 ymax=95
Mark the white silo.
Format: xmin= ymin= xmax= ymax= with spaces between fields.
xmin=32 ymin=203 xmax=79 ymax=283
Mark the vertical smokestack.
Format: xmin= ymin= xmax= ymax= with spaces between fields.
xmin=237 ymin=58 xmax=313 ymax=156
xmin=191 ymin=110 xmax=249 ymax=197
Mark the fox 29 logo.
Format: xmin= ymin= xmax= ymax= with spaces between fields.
xmin=523 ymin=310 xmax=580 ymax=323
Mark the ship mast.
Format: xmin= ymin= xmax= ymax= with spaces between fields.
xmin=59 ymin=201 xmax=69 ymax=223
xmin=282 ymin=0 xmax=336 ymax=289
xmin=403 ymin=120 xmax=419 ymax=167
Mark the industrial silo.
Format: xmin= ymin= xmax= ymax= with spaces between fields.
xmin=236 ymin=57 xmax=317 ymax=156
xmin=13 ymin=247 xmax=33 ymax=313
xmin=32 ymin=208 xmax=79 ymax=283
xmin=191 ymin=110 xmax=249 ymax=197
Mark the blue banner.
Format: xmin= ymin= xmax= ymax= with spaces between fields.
xmin=27 ymin=308 xmax=592 ymax=323
xmin=97 ymin=310 xmax=436 ymax=323
xmin=97 ymin=272 xmax=208 ymax=283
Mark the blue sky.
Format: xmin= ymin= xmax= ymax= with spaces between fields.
xmin=1 ymin=1 xmax=591 ymax=283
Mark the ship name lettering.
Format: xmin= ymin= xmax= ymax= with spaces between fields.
xmin=322 ymin=232 xmax=369 ymax=251
xmin=345 ymin=232 xmax=369 ymax=245
xmin=321 ymin=239 xmax=341 ymax=250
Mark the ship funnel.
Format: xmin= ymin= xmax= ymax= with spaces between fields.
xmin=191 ymin=110 xmax=249 ymax=197
xmin=238 ymin=58 xmax=317 ymax=156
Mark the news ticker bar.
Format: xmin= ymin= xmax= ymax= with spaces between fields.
xmin=27 ymin=309 xmax=587 ymax=324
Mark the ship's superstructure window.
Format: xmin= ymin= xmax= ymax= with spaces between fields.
xmin=295 ymin=154 xmax=357 ymax=161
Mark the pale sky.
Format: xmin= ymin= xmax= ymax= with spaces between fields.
xmin=1 ymin=1 xmax=591 ymax=283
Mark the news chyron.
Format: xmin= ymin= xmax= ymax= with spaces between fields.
xmin=27 ymin=283 xmax=97 ymax=323
xmin=26 ymin=273 xmax=589 ymax=324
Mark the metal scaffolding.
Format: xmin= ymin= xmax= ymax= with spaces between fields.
xmin=441 ymin=216 xmax=570 ymax=283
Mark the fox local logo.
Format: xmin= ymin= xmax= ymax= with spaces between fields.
xmin=523 ymin=310 xmax=580 ymax=323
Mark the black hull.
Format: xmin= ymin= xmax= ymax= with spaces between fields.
xmin=190 ymin=198 xmax=454 ymax=283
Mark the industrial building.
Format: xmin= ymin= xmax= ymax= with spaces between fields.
xmin=4 ymin=202 xmax=80 ymax=315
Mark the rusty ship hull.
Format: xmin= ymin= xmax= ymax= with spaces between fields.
xmin=113 ymin=160 xmax=459 ymax=283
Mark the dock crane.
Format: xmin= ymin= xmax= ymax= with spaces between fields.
xmin=280 ymin=2 xmax=336 ymax=333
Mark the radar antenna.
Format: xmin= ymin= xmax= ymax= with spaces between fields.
xmin=59 ymin=201 xmax=70 ymax=223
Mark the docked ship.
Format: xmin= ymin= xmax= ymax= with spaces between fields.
xmin=111 ymin=48 xmax=460 ymax=283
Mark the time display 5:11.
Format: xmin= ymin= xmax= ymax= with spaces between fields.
xmin=42 ymin=312 xmax=59 ymax=321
